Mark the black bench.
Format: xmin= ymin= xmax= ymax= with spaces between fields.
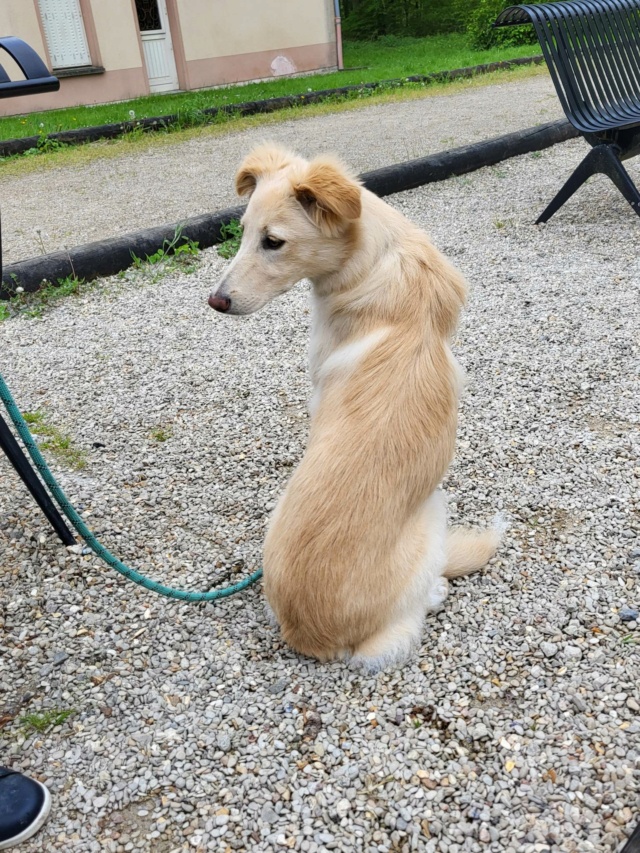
xmin=0 ymin=37 xmax=74 ymax=544
xmin=495 ymin=0 xmax=640 ymax=222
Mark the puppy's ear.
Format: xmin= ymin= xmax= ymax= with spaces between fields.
xmin=235 ymin=145 xmax=296 ymax=197
xmin=293 ymin=157 xmax=362 ymax=236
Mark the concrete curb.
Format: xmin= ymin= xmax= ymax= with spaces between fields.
xmin=1 ymin=117 xmax=578 ymax=298
xmin=0 ymin=55 xmax=544 ymax=158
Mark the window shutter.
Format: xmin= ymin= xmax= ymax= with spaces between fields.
xmin=38 ymin=0 xmax=91 ymax=69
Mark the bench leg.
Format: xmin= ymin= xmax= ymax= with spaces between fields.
xmin=0 ymin=412 xmax=75 ymax=546
xmin=537 ymin=144 xmax=640 ymax=224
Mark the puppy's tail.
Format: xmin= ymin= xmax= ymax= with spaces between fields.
xmin=443 ymin=514 xmax=508 ymax=579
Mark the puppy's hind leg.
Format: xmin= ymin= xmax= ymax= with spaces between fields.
xmin=350 ymin=492 xmax=449 ymax=675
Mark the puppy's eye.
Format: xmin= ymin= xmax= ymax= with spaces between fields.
xmin=263 ymin=235 xmax=285 ymax=251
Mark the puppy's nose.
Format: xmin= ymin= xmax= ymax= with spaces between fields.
xmin=208 ymin=294 xmax=231 ymax=312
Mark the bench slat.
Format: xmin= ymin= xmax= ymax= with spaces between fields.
xmin=495 ymin=0 xmax=640 ymax=133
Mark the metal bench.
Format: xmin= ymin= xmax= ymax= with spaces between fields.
xmin=0 ymin=37 xmax=73 ymax=544
xmin=494 ymin=0 xmax=640 ymax=222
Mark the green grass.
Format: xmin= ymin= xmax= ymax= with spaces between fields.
xmin=21 ymin=410 xmax=87 ymax=470
xmin=131 ymin=226 xmax=200 ymax=272
xmin=20 ymin=708 xmax=75 ymax=733
xmin=0 ymin=228 xmax=200 ymax=322
xmin=217 ymin=220 xmax=243 ymax=260
xmin=150 ymin=426 xmax=172 ymax=442
xmin=0 ymin=34 xmax=538 ymax=143
xmin=1 ymin=274 xmax=86 ymax=320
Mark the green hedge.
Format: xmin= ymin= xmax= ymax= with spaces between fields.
xmin=341 ymin=0 xmax=540 ymax=48
xmin=466 ymin=0 xmax=541 ymax=49
xmin=341 ymin=0 xmax=468 ymax=40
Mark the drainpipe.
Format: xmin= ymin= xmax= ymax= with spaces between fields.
xmin=334 ymin=0 xmax=344 ymax=70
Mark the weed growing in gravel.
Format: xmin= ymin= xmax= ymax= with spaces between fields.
xmin=217 ymin=220 xmax=243 ymax=259
xmin=20 ymin=708 xmax=75 ymax=733
xmin=150 ymin=426 xmax=172 ymax=442
xmin=22 ymin=410 xmax=87 ymax=470
xmin=131 ymin=226 xmax=200 ymax=278
xmin=1 ymin=274 xmax=86 ymax=319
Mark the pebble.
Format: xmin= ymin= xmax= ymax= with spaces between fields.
xmin=540 ymin=642 xmax=558 ymax=658
xmin=619 ymin=607 xmax=639 ymax=622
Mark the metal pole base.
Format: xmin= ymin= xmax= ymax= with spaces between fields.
xmin=537 ymin=144 xmax=640 ymax=224
xmin=0 ymin=412 xmax=75 ymax=546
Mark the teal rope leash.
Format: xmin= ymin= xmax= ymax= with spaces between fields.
xmin=0 ymin=370 xmax=262 ymax=602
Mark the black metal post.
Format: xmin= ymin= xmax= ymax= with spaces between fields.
xmin=0 ymin=412 xmax=75 ymax=545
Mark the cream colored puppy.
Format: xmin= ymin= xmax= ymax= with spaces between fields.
xmin=209 ymin=145 xmax=501 ymax=673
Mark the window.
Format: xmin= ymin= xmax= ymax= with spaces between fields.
xmin=135 ymin=0 xmax=162 ymax=32
xmin=38 ymin=0 xmax=91 ymax=69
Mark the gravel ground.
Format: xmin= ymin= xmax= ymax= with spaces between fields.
xmin=1 ymin=108 xmax=640 ymax=851
xmin=0 ymin=72 xmax=562 ymax=266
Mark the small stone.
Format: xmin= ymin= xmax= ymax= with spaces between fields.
xmin=571 ymin=694 xmax=588 ymax=712
xmin=261 ymin=803 xmax=278 ymax=824
xmin=540 ymin=642 xmax=558 ymax=658
xmin=564 ymin=645 xmax=582 ymax=660
xmin=336 ymin=798 xmax=350 ymax=817
xmin=471 ymin=723 xmax=490 ymax=740
xmin=619 ymin=607 xmax=639 ymax=622
xmin=217 ymin=733 xmax=232 ymax=752
xmin=53 ymin=651 xmax=68 ymax=666
xmin=626 ymin=697 xmax=640 ymax=712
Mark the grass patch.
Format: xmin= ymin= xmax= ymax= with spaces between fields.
xmin=150 ymin=426 xmax=172 ymax=442
xmin=131 ymin=226 xmax=200 ymax=273
xmin=1 ymin=274 xmax=86 ymax=320
xmin=128 ymin=226 xmax=201 ymax=283
xmin=20 ymin=708 xmax=75 ymax=733
xmin=217 ymin=220 xmax=243 ymax=260
xmin=0 ymin=35 xmax=539 ymax=145
xmin=22 ymin=410 xmax=87 ymax=470
xmin=0 ymin=227 xmax=201 ymax=322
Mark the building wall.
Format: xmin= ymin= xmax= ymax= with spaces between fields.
xmin=178 ymin=0 xmax=336 ymax=91
xmin=179 ymin=0 xmax=334 ymax=61
xmin=0 ymin=0 xmax=338 ymax=117
xmin=0 ymin=0 xmax=148 ymax=116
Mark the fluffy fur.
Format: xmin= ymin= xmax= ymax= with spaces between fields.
xmin=209 ymin=144 xmax=502 ymax=672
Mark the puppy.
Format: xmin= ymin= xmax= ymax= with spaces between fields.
xmin=209 ymin=144 xmax=501 ymax=672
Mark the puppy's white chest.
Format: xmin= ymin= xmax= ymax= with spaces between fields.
xmin=308 ymin=297 xmax=389 ymax=417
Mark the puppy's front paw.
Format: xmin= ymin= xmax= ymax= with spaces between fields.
xmin=348 ymin=653 xmax=387 ymax=676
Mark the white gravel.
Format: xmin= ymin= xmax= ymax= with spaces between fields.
xmin=0 ymin=72 xmax=561 ymax=266
xmin=1 ymin=82 xmax=639 ymax=853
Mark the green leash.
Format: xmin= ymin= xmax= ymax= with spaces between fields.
xmin=0 ymin=370 xmax=262 ymax=602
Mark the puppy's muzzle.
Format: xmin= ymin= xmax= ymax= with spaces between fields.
xmin=208 ymin=294 xmax=231 ymax=313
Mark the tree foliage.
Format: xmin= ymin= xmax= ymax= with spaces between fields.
xmin=340 ymin=0 xmax=540 ymax=48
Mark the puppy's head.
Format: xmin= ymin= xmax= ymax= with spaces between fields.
xmin=209 ymin=145 xmax=361 ymax=316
